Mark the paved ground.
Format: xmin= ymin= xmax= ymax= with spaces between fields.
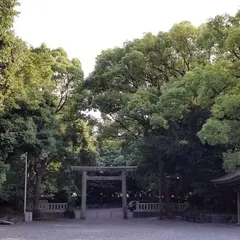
xmin=0 ymin=209 xmax=239 ymax=240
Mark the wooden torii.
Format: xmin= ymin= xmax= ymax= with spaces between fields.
xmin=71 ymin=166 xmax=137 ymax=220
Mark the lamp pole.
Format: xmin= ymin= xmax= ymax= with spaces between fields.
xmin=24 ymin=152 xmax=28 ymax=215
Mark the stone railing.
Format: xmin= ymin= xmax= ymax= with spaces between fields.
xmin=27 ymin=202 xmax=68 ymax=213
xmin=135 ymin=202 xmax=189 ymax=212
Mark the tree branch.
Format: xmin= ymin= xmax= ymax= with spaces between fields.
xmin=109 ymin=113 xmax=139 ymax=140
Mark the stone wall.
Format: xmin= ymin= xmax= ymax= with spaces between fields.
xmin=133 ymin=212 xmax=162 ymax=218
xmin=203 ymin=214 xmax=237 ymax=224
xmin=36 ymin=212 xmax=65 ymax=220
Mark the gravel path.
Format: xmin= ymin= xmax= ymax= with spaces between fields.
xmin=0 ymin=209 xmax=239 ymax=240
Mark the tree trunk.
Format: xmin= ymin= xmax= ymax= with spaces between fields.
xmin=165 ymin=176 xmax=170 ymax=218
xmin=33 ymin=173 xmax=42 ymax=215
xmin=158 ymin=159 xmax=163 ymax=220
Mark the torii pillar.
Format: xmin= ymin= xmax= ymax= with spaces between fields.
xmin=122 ymin=170 xmax=127 ymax=219
xmin=81 ymin=171 xmax=87 ymax=220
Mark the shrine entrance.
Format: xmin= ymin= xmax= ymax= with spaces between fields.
xmin=71 ymin=166 xmax=137 ymax=220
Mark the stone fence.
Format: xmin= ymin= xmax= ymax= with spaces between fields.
xmin=27 ymin=202 xmax=68 ymax=213
xmin=135 ymin=202 xmax=189 ymax=212
xmin=133 ymin=202 xmax=189 ymax=218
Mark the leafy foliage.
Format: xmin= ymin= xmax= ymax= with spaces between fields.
xmin=0 ymin=1 xmax=239 ymax=213
xmin=85 ymin=10 xmax=240 ymax=208
xmin=0 ymin=1 xmax=98 ymax=212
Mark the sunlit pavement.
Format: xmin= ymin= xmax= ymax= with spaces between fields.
xmin=0 ymin=209 xmax=239 ymax=240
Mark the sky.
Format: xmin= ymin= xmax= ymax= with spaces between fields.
xmin=14 ymin=0 xmax=240 ymax=77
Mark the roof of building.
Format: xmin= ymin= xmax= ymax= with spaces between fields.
xmin=211 ymin=167 xmax=240 ymax=186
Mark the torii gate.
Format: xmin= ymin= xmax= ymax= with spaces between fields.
xmin=71 ymin=166 xmax=137 ymax=220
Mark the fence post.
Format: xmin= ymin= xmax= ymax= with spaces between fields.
xmin=136 ymin=201 xmax=139 ymax=211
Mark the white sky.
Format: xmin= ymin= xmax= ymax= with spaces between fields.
xmin=14 ymin=0 xmax=240 ymax=77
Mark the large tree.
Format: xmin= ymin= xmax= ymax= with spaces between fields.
xmin=85 ymin=11 xmax=240 ymax=210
